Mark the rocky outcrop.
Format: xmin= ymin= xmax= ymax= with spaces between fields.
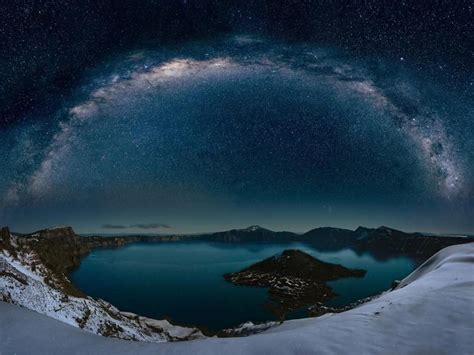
xmin=28 ymin=227 xmax=90 ymax=296
xmin=0 ymin=227 xmax=10 ymax=242
xmin=224 ymin=249 xmax=366 ymax=318
xmin=0 ymin=227 xmax=16 ymax=258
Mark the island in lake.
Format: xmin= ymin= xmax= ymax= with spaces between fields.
xmin=224 ymin=249 xmax=366 ymax=318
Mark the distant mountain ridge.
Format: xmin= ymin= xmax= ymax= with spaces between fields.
xmin=191 ymin=225 xmax=471 ymax=262
xmin=197 ymin=225 xmax=298 ymax=242
xmin=3 ymin=224 xmax=473 ymax=266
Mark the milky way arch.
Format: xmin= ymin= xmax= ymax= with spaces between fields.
xmin=1 ymin=35 xmax=472 ymax=233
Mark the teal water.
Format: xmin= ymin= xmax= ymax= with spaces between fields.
xmin=70 ymin=241 xmax=415 ymax=330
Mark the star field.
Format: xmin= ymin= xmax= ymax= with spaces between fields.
xmin=0 ymin=2 xmax=472 ymax=234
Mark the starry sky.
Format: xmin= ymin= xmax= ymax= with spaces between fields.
xmin=1 ymin=1 xmax=473 ymax=234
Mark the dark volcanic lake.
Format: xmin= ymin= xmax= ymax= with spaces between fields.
xmin=70 ymin=241 xmax=415 ymax=330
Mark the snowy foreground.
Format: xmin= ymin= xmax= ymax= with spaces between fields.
xmin=1 ymin=243 xmax=474 ymax=354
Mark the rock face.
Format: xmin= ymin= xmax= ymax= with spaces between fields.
xmin=0 ymin=227 xmax=15 ymax=257
xmin=0 ymin=227 xmax=10 ymax=242
xmin=29 ymin=227 xmax=90 ymax=296
xmin=224 ymin=249 xmax=366 ymax=318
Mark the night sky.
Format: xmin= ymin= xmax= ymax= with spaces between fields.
xmin=1 ymin=1 xmax=473 ymax=234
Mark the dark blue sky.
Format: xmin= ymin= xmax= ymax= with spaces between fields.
xmin=1 ymin=2 xmax=472 ymax=234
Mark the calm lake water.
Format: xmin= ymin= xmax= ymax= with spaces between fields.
xmin=70 ymin=241 xmax=415 ymax=330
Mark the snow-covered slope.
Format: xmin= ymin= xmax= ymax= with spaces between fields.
xmin=1 ymin=243 xmax=473 ymax=354
xmin=0 ymin=229 xmax=204 ymax=342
